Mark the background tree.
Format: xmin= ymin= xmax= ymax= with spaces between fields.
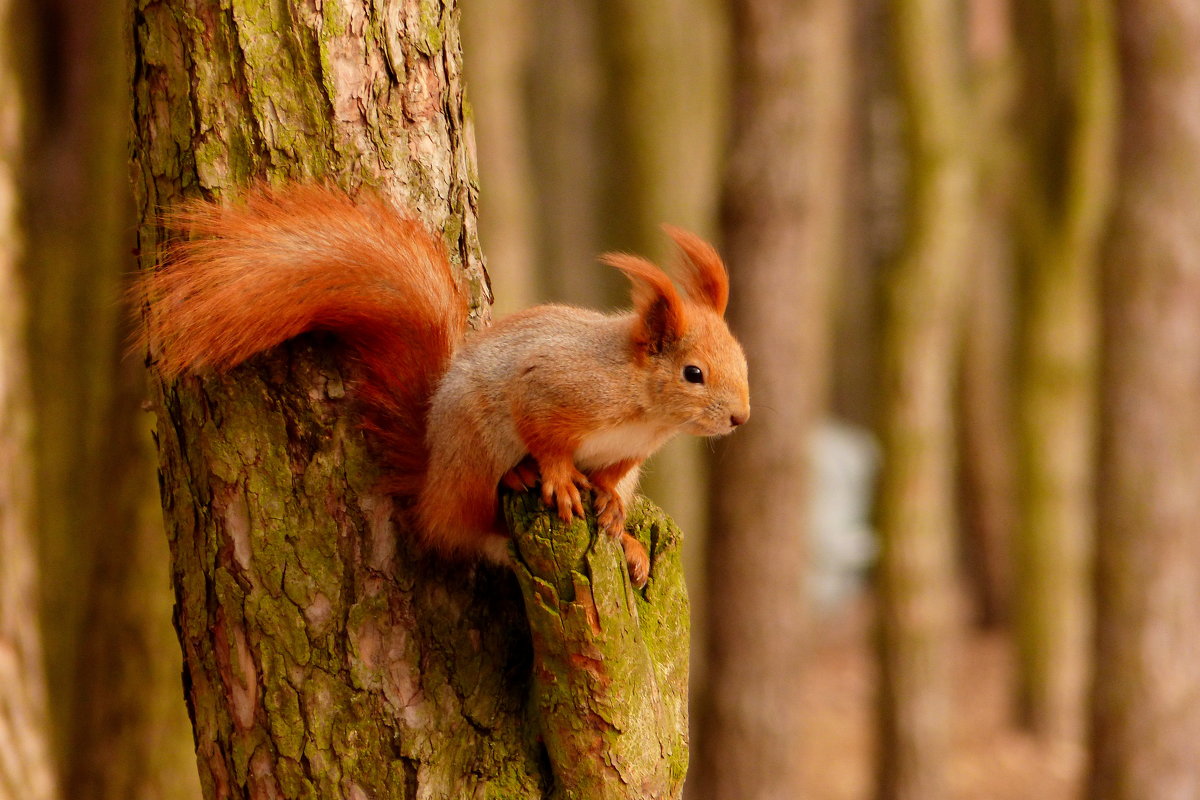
xmin=957 ymin=0 xmax=1018 ymax=629
xmin=874 ymin=0 xmax=975 ymax=796
xmin=1010 ymin=0 xmax=1116 ymax=740
xmin=1088 ymin=2 xmax=1200 ymax=797
xmin=130 ymin=1 xmax=689 ymax=797
xmin=20 ymin=0 xmax=200 ymax=795
xmin=0 ymin=4 xmax=57 ymax=796
xmin=692 ymin=1 xmax=852 ymax=798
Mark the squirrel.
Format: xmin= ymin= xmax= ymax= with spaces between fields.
xmin=137 ymin=183 xmax=750 ymax=588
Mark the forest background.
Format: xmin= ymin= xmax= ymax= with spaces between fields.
xmin=1 ymin=0 xmax=1197 ymax=799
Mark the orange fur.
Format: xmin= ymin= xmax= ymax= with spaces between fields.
xmin=133 ymin=183 xmax=467 ymax=496
xmin=598 ymin=252 xmax=689 ymax=356
xmin=662 ymin=224 xmax=729 ymax=315
xmin=137 ymin=186 xmax=750 ymax=587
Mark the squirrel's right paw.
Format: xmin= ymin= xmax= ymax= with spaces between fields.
xmin=539 ymin=462 xmax=590 ymax=521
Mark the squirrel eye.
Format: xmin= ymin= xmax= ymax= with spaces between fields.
xmin=683 ymin=365 xmax=705 ymax=384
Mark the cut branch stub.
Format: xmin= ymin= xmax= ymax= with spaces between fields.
xmin=504 ymin=492 xmax=690 ymax=800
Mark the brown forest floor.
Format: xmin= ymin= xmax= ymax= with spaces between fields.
xmin=799 ymin=597 xmax=1083 ymax=800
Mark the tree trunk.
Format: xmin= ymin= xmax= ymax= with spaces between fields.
xmin=526 ymin=0 xmax=609 ymax=308
xmin=956 ymin=0 xmax=1018 ymax=630
xmin=692 ymin=1 xmax=852 ymax=798
xmin=21 ymin=0 xmax=200 ymax=794
xmin=0 ymin=1 xmax=57 ymax=793
xmin=130 ymin=2 xmax=689 ymax=797
xmin=594 ymin=0 xmax=727 ymax=548
xmin=461 ymin=0 xmax=539 ymax=315
xmin=1087 ymin=2 xmax=1200 ymax=797
xmin=875 ymin=0 xmax=974 ymax=796
xmin=1010 ymin=0 xmax=1116 ymax=741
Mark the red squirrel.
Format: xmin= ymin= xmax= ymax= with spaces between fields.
xmin=139 ymin=184 xmax=750 ymax=587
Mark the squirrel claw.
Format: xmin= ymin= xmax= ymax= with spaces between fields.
xmin=621 ymin=534 xmax=650 ymax=588
xmin=540 ymin=464 xmax=590 ymax=522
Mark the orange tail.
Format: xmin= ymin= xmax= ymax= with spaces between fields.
xmin=135 ymin=184 xmax=468 ymax=494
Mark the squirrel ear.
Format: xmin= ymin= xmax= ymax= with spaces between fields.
xmin=662 ymin=224 xmax=729 ymax=316
xmin=600 ymin=252 xmax=688 ymax=355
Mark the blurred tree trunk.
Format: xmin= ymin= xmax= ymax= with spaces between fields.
xmin=527 ymin=0 xmax=609 ymax=307
xmin=595 ymin=0 xmax=727 ymax=549
xmin=875 ymin=0 xmax=974 ymax=797
xmin=1010 ymin=0 xmax=1116 ymax=740
xmin=461 ymin=0 xmax=538 ymax=315
xmin=0 ymin=4 xmax=57 ymax=796
xmin=131 ymin=2 xmax=690 ymax=797
xmin=692 ymin=1 xmax=852 ymax=798
xmin=957 ymin=0 xmax=1018 ymax=630
xmin=20 ymin=0 xmax=200 ymax=796
xmin=1087 ymin=2 xmax=1200 ymax=797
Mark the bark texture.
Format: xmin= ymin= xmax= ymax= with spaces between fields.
xmin=692 ymin=1 xmax=852 ymax=798
xmin=130 ymin=2 xmax=689 ymax=798
xmin=875 ymin=0 xmax=974 ymax=797
xmin=1011 ymin=0 xmax=1116 ymax=740
xmin=0 ymin=1 xmax=57 ymax=794
xmin=1087 ymin=2 xmax=1200 ymax=797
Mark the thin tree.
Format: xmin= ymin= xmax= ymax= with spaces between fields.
xmin=875 ymin=0 xmax=975 ymax=796
xmin=21 ymin=0 xmax=199 ymax=794
xmin=0 ymin=0 xmax=57 ymax=793
xmin=692 ymin=1 xmax=852 ymax=798
xmin=1010 ymin=0 xmax=1116 ymax=740
xmin=130 ymin=1 xmax=689 ymax=797
xmin=1088 ymin=1 xmax=1200 ymax=797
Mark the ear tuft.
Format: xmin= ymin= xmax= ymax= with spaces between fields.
xmin=600 ymin=252 xmax=688 ymax=355
xmin=662 ymin=224 xmax=729 ymax=316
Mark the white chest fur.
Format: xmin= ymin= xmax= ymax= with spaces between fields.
xmin=574 ymin=420 xmax=673 ymax=470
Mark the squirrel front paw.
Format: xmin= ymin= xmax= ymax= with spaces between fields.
xmin=539 ymin=462 xmax=591 ymax=521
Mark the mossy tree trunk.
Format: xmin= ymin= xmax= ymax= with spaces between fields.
xmin=1010 ymin=0 xmax=1116 ymax=741
xmin=1087 ymin=2 xmax=1200 ymax=797
xmin=130 ymin=2 xmax=689 ymax=798
xmin=875 ymin=0 xmax=975 ymax=796
xmin=692 ymin=1 xmax=853 ymax=798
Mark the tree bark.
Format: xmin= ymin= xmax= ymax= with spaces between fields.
xmin=875 ymin=0 xmax=974 ymax=797
xmin=1087 ymin=2 xmax=1200 ymax=797
xmin=130 ymin=2 xmax=689 ymax=797
xmin=692 ymin=1 xmax=852 ymax=798
xmin=0 ymin=1 xmax=57 ymax=793
xmin=1010 ymin=0 xmax=1116 ymax=740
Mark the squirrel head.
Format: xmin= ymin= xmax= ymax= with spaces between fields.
xmin=601 ymin=226 xmax=751 ymax=437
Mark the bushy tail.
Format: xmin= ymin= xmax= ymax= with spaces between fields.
xmin=135 ymin=183 xmax=468 ymax=494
